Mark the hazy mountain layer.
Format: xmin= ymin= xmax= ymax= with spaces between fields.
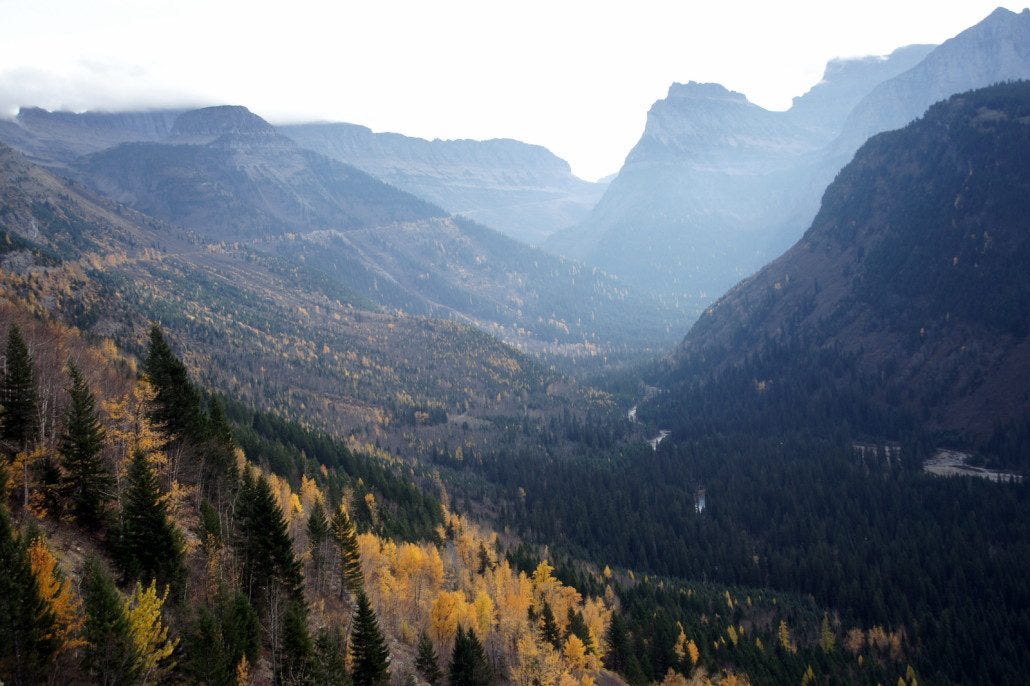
xmin=283 ymin=122 xmax=607 ymax=245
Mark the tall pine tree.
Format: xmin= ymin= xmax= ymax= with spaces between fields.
xmin=0 ymin=468 xmax=58 ymax=685
xmin=415 ymin=629 xmax=443 ymax=686
xmin=279 ymin=600 xmax=314 ymax=686
xmin=81 ymin=555 xmax=139 ymax=686
xmin=448 ymin=626 xmax=491 ymax=686
xmin=1 ymin=324 xmax=38 ymax=449
xmin=117 ymin=451 xmax=185 ymax=593
xmin=330 ymin=503 xmax=363 ymax=597
xmin=60 ymin=363 xmax=113 ymax=531
xmin=142 ymin=325 xmax=206 ymax=443
xmin=540 ymin=601 xmax=560 ymax=649
xmin=234 ymin=469 xmax=304 ymax=605
xmin=350 ymin=591 xmax=390 ymax=686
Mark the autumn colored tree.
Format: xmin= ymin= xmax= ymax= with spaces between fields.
xmin=125 ymin=580 xmax=178 ymax=683
xmin=27 ymin=536 xmax=84 ymax=656
xmin=350 ymin=590 xmax=391 ymax=686
xmin=331 ymin=503 xmax=363 ymax=597
xmin=1 ymin=324 xmax=39 ymax=449
xmin=81 ymin=555 xmax=139 ymax=685
xmin=117 ymin=450 xmax=185 ymax=593
xmin=820 ymin=613 xmax=835 ymax=653
xmin=60 ymin=362 xmax=113 ymax=531
xmin=0 ymin=471 xmax=59 ymax=685
xmin=416 ymin=629 xmax=444 ymax=686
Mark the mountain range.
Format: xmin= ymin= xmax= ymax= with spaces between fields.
xmin=546 ymin=7 xmax=1030 ymax=313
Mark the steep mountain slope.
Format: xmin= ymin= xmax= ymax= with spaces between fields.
xmin=648 ymin=82 xmax=1030 ymax=451
xmin=282 ymin=123 xmax=606 ymax=245
xmin=547 ymin=7 xmax=1030 ymax=312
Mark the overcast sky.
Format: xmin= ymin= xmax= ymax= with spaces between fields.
xmin=0 ymin=1 xmax=1022 ymax=179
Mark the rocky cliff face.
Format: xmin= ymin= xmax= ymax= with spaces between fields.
xmin=545 ymin=8 xmax=1030 ymax=314
xmin=282 ymin=123 xmax=606 ymax=245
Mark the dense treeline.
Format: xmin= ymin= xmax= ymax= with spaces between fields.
xmin=462 ymin=431 xmax=1029 ymax=684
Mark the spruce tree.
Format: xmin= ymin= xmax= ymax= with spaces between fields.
xmin=117 ymin=451 xmax=185 ymax=593
xmin=415 ymin=629 xmax=443 ymax=686
xmin=312 ymin=626 xmax=349 ymax=686
xmin=330 ymin=503 xmax=363 ymax=597
xmin=603 ymin=612 xmax=630 ymax=674
xmin=540 ymin=601 xmax=560 ymax=649
xmin=350 ymin=591 xmax=390 ymax=686
xmin=81 ymin=555 xmax=139 ymax=685
xmin=1 ymin=324 xmax=38 ymax=448
xmin=203 ymin=398 xmax=238 ymax=499
xmin=142 ymin=325 xmax=206 ymax=442
xmin=183 ymin=586 xmax=260 ymax=685
xmin=566 ymin=607 xmax=593 ymax=651
xmin=448 ymin=626 xmax=491 ymax=686
xmin=0 ymin=468 xmax=58 ymax=685
xmin=280 ymin=600 xmax=314 ymax=685
xmin=60 ymin=363 xmax=113 ymax=531
xmin=307 ymin=501 xmax=329 ymax=574
xmin=234 ymin=469 xmax=304 ymax=604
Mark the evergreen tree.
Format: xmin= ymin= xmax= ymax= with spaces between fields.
xmin=184 ymin=587 xmax=260 ymax=685
xmin=307 ymin=501 xmax=329 ymax=575
xmin=350 ymin=591 xmax=390 ymax=686
xmin=540 ymin=601 xmax=560 ymax=649
xmin=0 ymin=324 xmax=38 ymax=448
xmin=234 ymin=469 xmax=304 ymax=604
xmin=280 ymin=600 xmax=314 ymax=685
xmin=448 ymin=626 xmax=491 ymax=686
xmin=312 ymin=626 xmax=349 ymax=686
xmin=0 ymin=468 xmax=58 ymax=685
xmin=117 ymin=450 xmax=185 ymax=592
xmin=415 ymin=629 xmax=443 ymax=686
xmin=59 ymin=363 xmax=113 ymax=531
xmin=603 ymin=612 xmax=630 ymax=675
xmin=81 ymin=555 xmax=139 ymax=686
xmin=331 ymin=503 xmax=363 ymax=597
xmin=142 ymin=325 xmax=206 ymax=443
xmin=202 ymin=398 xmax=239 ymax=500
xmin=566 ymin=607 xmax=592 ymax=651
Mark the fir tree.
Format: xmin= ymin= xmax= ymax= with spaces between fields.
xmin=142 ymin=325 xmax=206 ymax=443
xmin=0 ymin=468 xmax=58 ymax=685
xmin=307 ymin=501 xmax=329 ymax=575
xmin=60 ymin=363 xmax=113 ymax=531
xmin=81 ymin=555 xmax=139 ymax=686
xmin=280 ymin=600 xmax=314 ymax=685
xmin=1 ymin=324 xmax=38 ymax=448
xmin=202 ymin=398 xmax=238 ymax=500
xmin=312 ymin=626 xmax=349 ymax=686
xmin=184 ymin=586 xmax=260 ymax=685
xmin=566 ymin=607 xmax=592 ymax=651
xmin=331 ymin=503 xmax=363 ymax=597
xmin=234 ymin=469 xmax=304 ymax=604
xmin=448 ymin=626 xmax=491 ymax=686
xmin=117 ymin=450 xmax=185 ymax=593
xmin=415 ymin=629 xmax=443 ymax=686
xmin=540 ymin=601 xmax=560 ymax=649
xmin=350 ymin=591 xmax=390 ymax=686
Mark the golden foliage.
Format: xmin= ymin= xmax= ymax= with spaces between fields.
xmin=125 ymin=580 xmax=179 ymax=684
xmin=28 ymin=537 xmax=85 ymax=652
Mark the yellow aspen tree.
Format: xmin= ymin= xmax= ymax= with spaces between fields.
xmin=778 ymin=619 xmax=793 ymax=653
xmin=564 ymin=634 xmax=589 ymax=672
xmin=727 ymin=625 xmax=739 ymax=647
xmin=674 ymin=626 xmax=688 ymax=662
xmin=125 ymin=580 xmax=179 ymax=683
xmin=28 ymin=537 xmax=85 ymax=652
xmin=236 ymin=655 xmax=250 ymax=685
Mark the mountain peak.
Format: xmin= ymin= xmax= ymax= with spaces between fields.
xmin=665 ymin=81 xmax=750 ymax=105
xmin=170 ymin=105 xmax=276 ymax=140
